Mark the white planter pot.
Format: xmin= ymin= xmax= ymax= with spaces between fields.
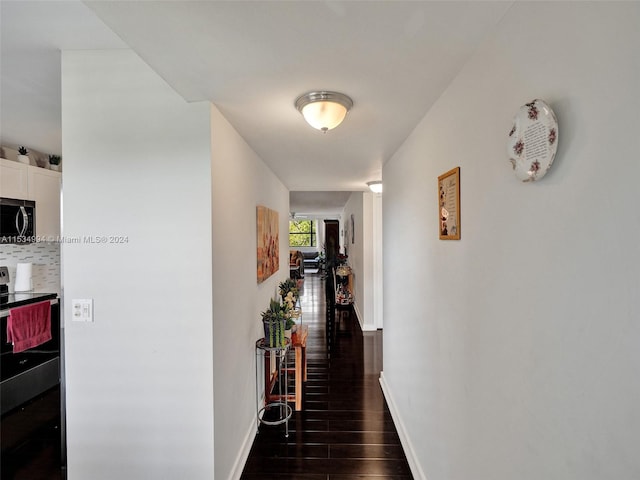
xmin=17 ymin=154 xmax=30 ymax=165
xmin=49 ymin=164 xmax=60 ymax=171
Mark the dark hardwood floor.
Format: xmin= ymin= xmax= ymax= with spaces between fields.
xmin=1 ymin=385 xmax=63 ymax=480
xmin=1 ymin=272 xmax=412 ymax=480
xmin=241 ymin=272 xmax=413 ymax=480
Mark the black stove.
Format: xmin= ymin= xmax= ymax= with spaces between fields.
xmin=0 ymin=266 xmax=7 ymax=297
xmin=0 ymin=290 xmax=57 ymax=310
xmin=1 ymin=285 xmax=60 ymax=415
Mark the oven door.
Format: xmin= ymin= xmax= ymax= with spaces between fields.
xmin=0 ymin=302 xmax=60 ymax=415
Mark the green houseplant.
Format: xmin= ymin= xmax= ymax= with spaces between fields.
xmin=261 ymin=298 xmax=289 ymax=348
xmin=279 ymin=278 xmax=300 ymax=322
xmin=279 ymin=278 xmax=298 ymax=302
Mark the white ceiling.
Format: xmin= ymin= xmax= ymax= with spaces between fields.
xmin=289 ymin=191 xmax=352 ymax=217
xmin=0 ymin=1 xmax=128 ymax=155
xmin=1 ymin=1 xmax=511 ymax=215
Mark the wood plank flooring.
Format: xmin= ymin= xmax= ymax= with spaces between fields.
xmin=241 ymin=273 xmax=413 ymax=480
xmin=1 ymin=385 xmax=63 ymax=479
xmin=1 ymin=272 xmax=412 ymax=479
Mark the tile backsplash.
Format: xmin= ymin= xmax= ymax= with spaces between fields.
xmin=0 ymin=243 xmax=61 ymax=295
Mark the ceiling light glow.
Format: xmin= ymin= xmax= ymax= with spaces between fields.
xmin=295 ymin=91 xmax=353 ymax=133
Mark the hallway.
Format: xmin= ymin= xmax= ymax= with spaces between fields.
xmin=241 ymin=273 xmax=413 ymax=479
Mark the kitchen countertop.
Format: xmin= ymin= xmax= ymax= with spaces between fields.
xmin=0 ymin=292 xmax=58 ymax=314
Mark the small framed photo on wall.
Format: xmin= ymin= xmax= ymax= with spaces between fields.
xmin=350 ymin=214 xmax=355 ymax=244
xmin=438 ymin=167 xmax=461 ymax=240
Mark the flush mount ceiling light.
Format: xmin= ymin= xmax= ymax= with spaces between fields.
xmin=295 ymin=91 xmax=353 ymax=133
xmin=367 ymin=181 xmax=383 ymax=193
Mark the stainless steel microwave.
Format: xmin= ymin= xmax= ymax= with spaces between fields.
xmin=0 ymin=197 xmax=36 ymax=243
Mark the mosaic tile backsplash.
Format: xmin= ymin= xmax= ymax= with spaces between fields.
xmin=0 ymin=243 xmax=61 ymax=295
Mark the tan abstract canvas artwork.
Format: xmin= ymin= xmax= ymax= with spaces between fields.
xmin=256 ymin=205 xmax=279 ymax=283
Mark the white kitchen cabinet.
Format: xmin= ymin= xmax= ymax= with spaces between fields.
xmin=27 ymin=167 xmax=61 ymax=239
xmin=0 ymin=158 xmax=30 ymax=199
xmin=1 ymin=159 xmax=61 ymax=238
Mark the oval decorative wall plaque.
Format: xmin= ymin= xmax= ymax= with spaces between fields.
xmin=507 ymin=99 xmax=558 ymax=182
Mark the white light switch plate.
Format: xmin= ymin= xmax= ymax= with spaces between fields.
xmin=72 ymin=299 xmax=93 ymax=322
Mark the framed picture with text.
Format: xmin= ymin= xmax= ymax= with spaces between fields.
xmin=438 ymin=167 xmax=461 ymax=240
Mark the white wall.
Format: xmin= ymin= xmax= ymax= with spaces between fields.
xmin=381 ymin=3 xmax=640 ymax=480
xmin=343 ymin=192 xmax=378 ymax=330
xmin=62 ymin=50 xmax=214 ymax=479
xmin=210 ymin=105 xmax=289 ymax=480
xmin=343 ymin=193 xmax=362 ymax=318
xmin=343 ymin=191 xmax=383 ymax=332
xmin=372 ymin=193 xmax=383 ymax=329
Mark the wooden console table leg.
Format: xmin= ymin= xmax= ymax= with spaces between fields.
xmin=295 ymin=345 xmax=302 ymax=411
xmin=303 ymin=343 xmax=307 ymax=382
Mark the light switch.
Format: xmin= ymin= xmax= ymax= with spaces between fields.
xmin=72 ymin=299 xmax=93 ymax=322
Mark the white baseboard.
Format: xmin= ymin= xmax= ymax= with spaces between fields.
xmin=352 ymin=302 xmax=377 ymax=331
xmin=228 ymin=417 xmax=258 ymax=480
xmin=379 ymin=371 xmax=428 ymax=480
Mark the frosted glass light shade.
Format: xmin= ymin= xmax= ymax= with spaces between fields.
xmin=301 ymin=102 xmax=348 ymax=131
xmin=367 ymin=181 xmax=383 ymax=193
xmin=295 ymin=91 xmax=353 ymax=133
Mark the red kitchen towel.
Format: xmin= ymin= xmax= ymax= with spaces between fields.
xmin=7 ymin=301 xmax=52 ymax=353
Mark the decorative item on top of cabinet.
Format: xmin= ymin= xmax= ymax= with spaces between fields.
xmin=17 ymin=146 xmax=30 ymax=165
xmin=48 ymin=155 xmax=61 ymax=172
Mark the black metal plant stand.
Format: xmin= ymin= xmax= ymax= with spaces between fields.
xmin=255 ymin=338 xmax=292 ymax=437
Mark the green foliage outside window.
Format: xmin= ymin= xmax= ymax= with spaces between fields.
xmin=289 ymin=220 xmax=316 ymax=247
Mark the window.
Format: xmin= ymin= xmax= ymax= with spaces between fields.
xmin=289 ymin=220 xmax=316 ymax=247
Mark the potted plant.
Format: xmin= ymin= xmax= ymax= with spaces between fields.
xmin=319 ymin=243 xmax=328 ymax=278
xmin=48 ymin=154 xmax=61 ymax=171
xmin=279 ymin=278 xmax=298 ymax=303
xmin=261 ymin=298 xmax=288 ymax=348
xmin=279 ymin=279 xmax=301 ymax=334
xmin=17 ymin=146 xmax=30 ymax=165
